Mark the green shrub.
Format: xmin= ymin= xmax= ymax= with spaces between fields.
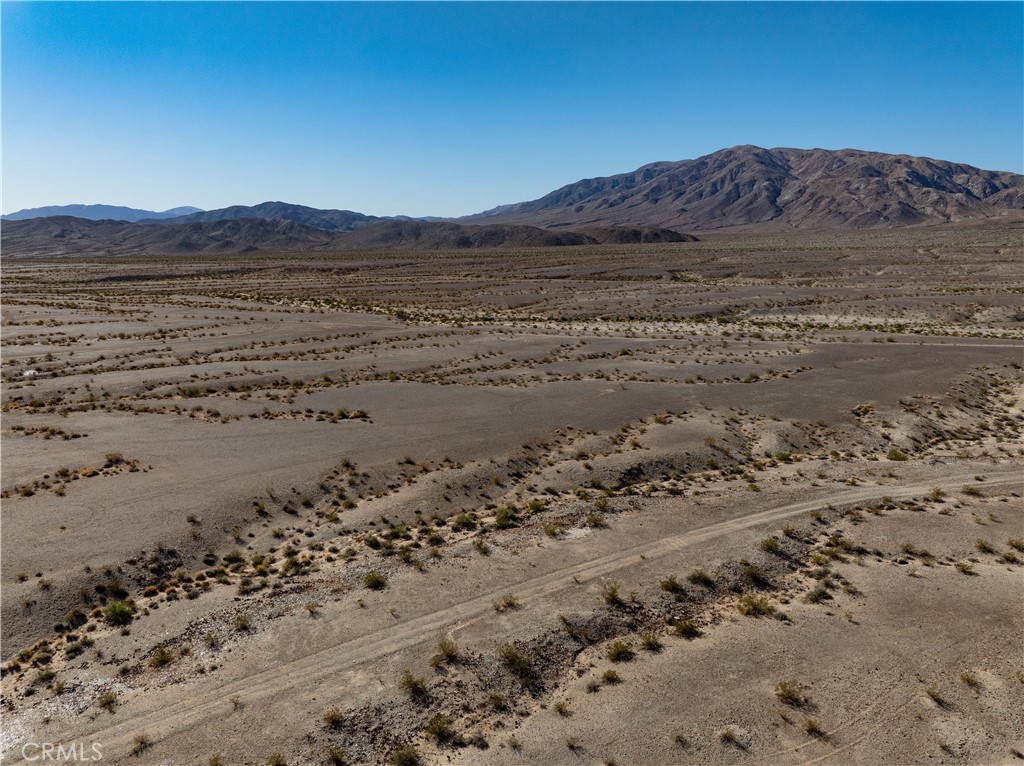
xmin=660 ymin=576 xmax=684 ymax=594
xmin=607 ymin=640 xmax=634 ymax=662
xmin=673 ymin=617 xmax=700 ymax=639
xmin=149 ymin=646 xmax=174 ymax=669
xmin=431 ymin=637 xmax=459 ymax=667
xmin=498 ymin=644 xmax=536 ymax=688
xmin=601 ymin=582 xmax=623 ymax=606
xmin=102 ymin=600 xmax=135 ymax=626
xmin=737 ymin=594 xmax=775 ymax=617
xmin=494 ymin=506 xmax=519 ymax=529
xmin=687 ymin=569 xmax=715 ymax=588
xmin=640 ymin=631 xmax=663 ymax=651
xmin=425 ymin=714 xmax=459 ymax=745
xmin=400 ymin=670 xmax=429 ymax=703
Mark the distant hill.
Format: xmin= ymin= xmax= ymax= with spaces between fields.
xmin=336 ymin=221 xmax=591 ymax=249
xmin=158 ymin=201 xmax=380 ymax=232
xmin=1 ymin=217 xmax=695 ymax=256
xmin=462 ymin=146 xmax=1024 ymax=231
xmin=0 ymin=216 xmax=343 ymax=256
xmin=2 ymin=204 xmax=203 ymax=222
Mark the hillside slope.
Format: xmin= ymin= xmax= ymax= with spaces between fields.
xmin=464 ymin=146 xmax=1024 ymax=231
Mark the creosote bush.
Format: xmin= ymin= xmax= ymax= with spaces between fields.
xmin=498 ymin=644 xmax=536 ymax=688
xmin=431 ymin=637 xmax=459 ymax=667
xmin=687 ymin=569 xmax=715 ymax=588
xmin=607 ymin=640 xmax=635 ymax=662
xmin=102 ymin=600 xmax=135 ymax=626
xmin=400 ymin=670 xmax=429 ymax=703
xmin=673 ymin=617 xmax=700 ymax=639
xmin=425 ymin=714 xmax=460 ymax=745
xmin=737 ymin=594 xmax=775 ymax=617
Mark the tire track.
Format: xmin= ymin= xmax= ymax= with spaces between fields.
xmin=10 ymin=470 xmax=1019 ymax=763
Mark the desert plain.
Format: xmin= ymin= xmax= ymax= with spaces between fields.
xmin=1 ymin=222 xmax=1023 ymax=765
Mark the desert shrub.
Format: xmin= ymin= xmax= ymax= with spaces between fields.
xmin=607 ymin=640 xmax=634 ymax=662
xmin=102 ymin=600 xmax=135 ymax=626
xmin=400 ymin=670 xmax=429 ymax=703
xmin=601 ymin=582 xmax=623 ymax=606
xmin=805 ymin=584 xmax=831 ymax=604
xmin=453 ymin=513 xmax=477 ymax=531
xmin=431 ymin=637 xmax=459 ymax=667
xmin=364 ymin=572 xmax=388 ymax=590
xmin=543 ymin=522 xmax=566 ymax=537
xmin=492 ymin=594 xmax=519 ymax=613
xmin=775 ymin=680 xmax=808 ymax=707
xmin=494 ymin=506 xmax=519 ymax=529
xmin=673 ymin=617 xmax=701 ymax=639
xmin=959 ymin=672 xmax=980 ymax=689
xmin=323 ymin=707 xmax=344 ymax=728
xmin=149 ymin=646 xmax=174 ymax=669
xmin=802 ymin=718 xmax=824 ymax=737
xmin=498 ymin=644 xmax=536 ymax=688
xmin=660 ymin=576 xmax=684 ymax=595
xmin=687 ymin=569 xmax=715 ymax=588
xmin=131 ymin=734 xmax=151 ymax=756
xmin=737 ymin=594 xmax=775 ymax=617
xmin=96 ymin=690 xmax=118 ymax=712
xmin=741 ymin=564 xmax=771 ymax=589
xmin=425 ymin=714 xmax=460 ymax=745
xmin=975 ymin=539 xmax=996 ymax=554
xmin=640 ymin=631 xmax=663 ymax=651
xmin=887 ymin=449 xmax=908 ymax=461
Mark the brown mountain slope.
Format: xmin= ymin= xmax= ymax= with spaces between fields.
xmin=0 ymin=217 xmax=345 ymax=256
xmin=1 ymin=217 xmax=694 ymax=256
xmin=463 ymin=146 xmax=1024 ymax=231
xmin=154 ymin=201 xmax=380 ymax=232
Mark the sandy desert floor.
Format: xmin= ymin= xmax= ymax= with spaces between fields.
xmin=1 ymin=223 xmax=1022 ymax=765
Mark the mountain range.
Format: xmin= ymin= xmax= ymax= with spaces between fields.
xmin=2 ymin=204 xmax=203 ymax=222
xmin=3 ymin=146 xmax=1021 ymax=255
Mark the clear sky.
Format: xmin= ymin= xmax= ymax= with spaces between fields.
xmin=2 ymin=2 xmax=1022 ymax=217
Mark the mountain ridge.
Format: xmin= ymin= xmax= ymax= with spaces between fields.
xmin=2 ymin=204 xmax=203 ymax=222
xmin=0 ymin=217 xmax=693 ymax=256
xmin=461 ymin=145 xmax=1023 ymax=231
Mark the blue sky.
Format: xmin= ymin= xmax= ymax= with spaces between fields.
xmin=3 ymin=2 xmax=1022 ymax=216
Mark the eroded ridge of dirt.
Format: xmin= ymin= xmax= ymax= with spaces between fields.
xmin=2 ymin=224 xmax=1022 ymax=765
